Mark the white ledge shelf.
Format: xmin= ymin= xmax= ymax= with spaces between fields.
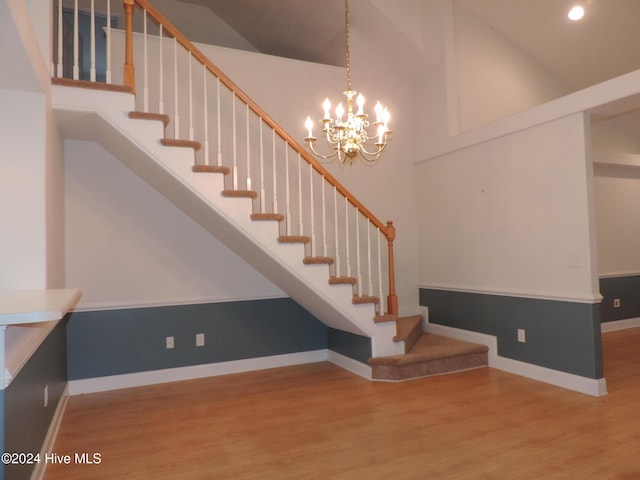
xmin=1 ymin=289 xmax=81 ymax=389
xmin=0 ymin=288 xmax=81 ymax=326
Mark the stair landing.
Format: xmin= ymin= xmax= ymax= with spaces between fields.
xmin=369 ymin=330 xmax=489 ymax=381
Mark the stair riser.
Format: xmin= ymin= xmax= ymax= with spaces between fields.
xmin=371 ymin=352 xmax=488 ymax=381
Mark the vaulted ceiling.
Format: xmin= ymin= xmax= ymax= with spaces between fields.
xmin=181 ymin=0 xmax=640 ymax=93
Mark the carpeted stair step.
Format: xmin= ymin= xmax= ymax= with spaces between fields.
xmin=369 ymin=333 xmax=489 ymax=381
xmin=374 ymin=314 xmax=423 ymax=353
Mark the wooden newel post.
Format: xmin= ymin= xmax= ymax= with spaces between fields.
xmin=124 ymin=0 xmax=136 ymax=93
xmin=386 ymin=220 xmax=398 ymax=316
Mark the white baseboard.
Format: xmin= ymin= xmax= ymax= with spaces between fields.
xmin=421 ymin=309 xmax=607 ymax=397
xmin=69 ymin=350 xmax=328 ymax=395
xmin=30 ymin=384 xmax=70 ymax=480
xmin=601 ymin=317 xmax=640 ymax=332
xmin=327 ymin=351 xmax=371 ymax=380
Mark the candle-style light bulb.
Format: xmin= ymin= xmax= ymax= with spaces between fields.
xmin=374 ymin=101 xmax=383 ymax=123
xmin=305 ymin=116 xmax=314 ymax=138
xmin=377 ymin=124 xmax=385 ymax=144
xmin=356 ymin=94 xmax=365 ymax=115
xmin=335 ymin=103 xmax=344 ymax=122
xmin=382 ymin=107 xmax=391 ymax=129
xmin=323 ymin=98 xmax=332 ymax=119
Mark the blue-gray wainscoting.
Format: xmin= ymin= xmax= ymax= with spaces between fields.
xmin=419 ymin=288 xmax=603 ymax=379
xmin=600 ymin=275 xmax=640 ymax=323
xmin=328 ymin=328 xmax=372 ymax=364
xmin=67 ymin=298 xmax=369 ymax=380
xmin=68 ymin=298 xmax=326 ymax=379
xmin=2 ymin=319 xmax=68 ymax=480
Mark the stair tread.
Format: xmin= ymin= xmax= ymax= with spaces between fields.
xmin=303 ymin=256 xmax=334 ymax=265
xmin=393 ymin=315 xmax=422 ymax=341
xmin=222 ymin=190 xmax=258 ymax=198
xmin=161 ymin=138 xmax=202 ymax=151
xmin=251 ymin=213 xmax=284 ymax=221
xmin=369 ymin=333 xmax=488 ymax=366
xmin=329 ymin=276 xmax=357 ymax=285
xmin=278 ymin=235 xmax=310 ymax=243
xmin=129 ymin=111 xmax=170 ymax=127
xmin=52 ymin=76 xmax=133 ymax=93
xmin=193 ymin=164 xmax=230 ymax=175
xmin=352 ymin=295 xmax=379 ymax=305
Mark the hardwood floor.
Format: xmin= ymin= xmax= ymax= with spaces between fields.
xmin=44 ymin=328 xmax=640 ymax=479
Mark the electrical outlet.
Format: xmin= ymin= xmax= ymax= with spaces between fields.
xmin=517 ymin=329 xmax=526 ymax=343
xmin=614 ymin=299 xmax=621 ymax=308
xmin=166 ymin=336 xmax=175 ymax=349
xmin=196 ymin=333 xmax=205 ymax=347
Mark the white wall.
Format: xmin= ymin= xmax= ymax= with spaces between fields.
xmin=416 ymin=113 xmax=599 ymax=302
xmin=451 ymin=2 xmax=570 ymax=132
xmin=593 ymin=155 xmax=640 ymax=277
xmin=0 ymin=0 xmax=66 ymax=295
xmin=65 ymin=140 xmax=285 ymax=310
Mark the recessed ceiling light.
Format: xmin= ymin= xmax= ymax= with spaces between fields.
xmin=568 ymin=5 xmax=585 ymax=21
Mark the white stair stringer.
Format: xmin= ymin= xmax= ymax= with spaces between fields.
xmin=52 ymin=84 xmax=403 ymax=358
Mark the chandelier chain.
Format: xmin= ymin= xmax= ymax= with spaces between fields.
xmin=345 ymin=0 xmax=352 ymax=91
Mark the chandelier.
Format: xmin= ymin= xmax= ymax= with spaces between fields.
xmin=304 ymin=0 xmax=392 ymax=165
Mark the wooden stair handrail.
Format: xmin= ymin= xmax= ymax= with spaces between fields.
xmin=129 ymin=0 xmax=389 ymax=236
xmin=126 ymin=0 xmax=398 ymax=315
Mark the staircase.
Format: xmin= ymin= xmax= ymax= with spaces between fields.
xmin=51 ymin=0 xmax=488 ymax=380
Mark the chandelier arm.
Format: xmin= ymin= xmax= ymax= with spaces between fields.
xmin=358 ymin=150 xmax=383 ymax=163
xmin=306 ymin=140 xmax=340 ymax=161
xmin=359 ymin=141 xmax=387 ymax=157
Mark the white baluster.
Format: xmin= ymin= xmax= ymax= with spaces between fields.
xmin=89 ymin=0 xmax=96 ymax=81
xmin=173 ymin=37 xmax=179 ymax=138
xmin=143 ymin=9 xmax=148 ymax=111
xmin=216 ymin=78 xmax=222 ymax=166
xmin=285 ymin=147 xmax=291 ymax=236
xmin=246 ymin=104 xmax=251 ymax=191
xmin=377 ymin=228 xmax=385 ymax=315
xmin=356 ymin=207 xmax=362 ymax=297
xmin=188 ymin=52 xmax=194 ymax=141
xmin=345 ymin=197 xmax=351 ymax=278
xmin=56 ymin=0 xmax=62 ymax=77
xmin=309 ymin=163 xmax=315 ymax=257
xmin=298 ymin=154 xmax=303 ymax=235
xmin=203 ymin=65 xmax=209 ymax=165
xmin=232 ymin=93 xmax=238 ymax=190
xmin=158 ymin=25 xmax=164 ymax=114
xmin=259 ymin=121 xmax=265 ymax=213
xmin=333 ymin=186 xmax=340 ymax=277
xmin=272 ymin=130 xmax=278 ymax=213
xmin=367 ymin=222 xmax=373 ymax=297
xmin=73 ymin=0 xmax=79 ymax=79
xmin=105 ymin=0 xmax=111 ymax=83
xmin=321 ymin=177 xmax=327 ymax=257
